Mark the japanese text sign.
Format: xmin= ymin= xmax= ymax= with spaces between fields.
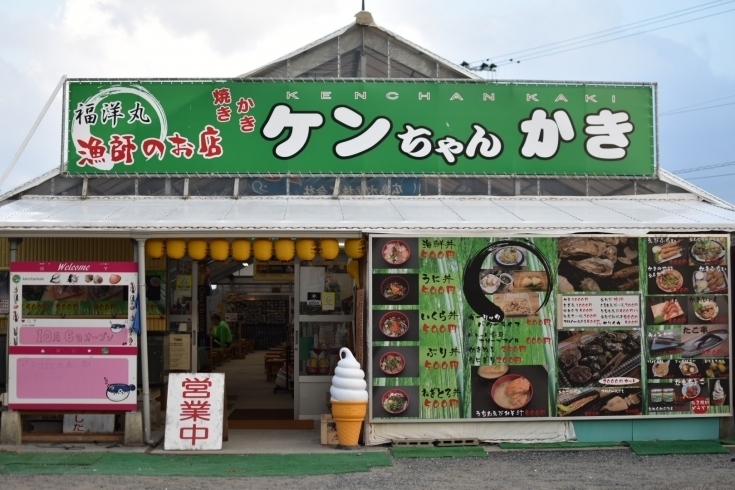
xmin=65 ymin=80 xmax=655 ymax=177
xmin=7 ymin=262 xmax=138 ymax=411
xmin=164 ymin=373 xmax=225 ymax=450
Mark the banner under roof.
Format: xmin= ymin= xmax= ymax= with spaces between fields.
xmin=64 ymin=80 xmax=656 ymax=177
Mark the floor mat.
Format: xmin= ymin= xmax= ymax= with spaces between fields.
xmin=228 ymin=409 xmax=293 ymax=420
xmin=390 ymin=446 xmax=486 ymax=458
xmin=0 ymin=452 xmax=392 ymax=476
xmin=720 ymin=439 xmax=735 ymax=446
xmin=499 ymin=442 xmax=624 ymax=450
xmin=627 ymin=440 xmax=730 ymax=456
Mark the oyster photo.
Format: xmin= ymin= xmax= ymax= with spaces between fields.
xmin=558 ymin=236 xmax=641 ymax=292
xmin=558 ymin=330 xmax=641 ymax=387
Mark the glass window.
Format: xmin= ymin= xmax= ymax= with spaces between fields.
xmin=87 ymin=178 xmax=136 ymax=196
xmin=517 ymin=178 xmax=539 ymax=196
xmin=188 ymin=178 xmax=233 ymax=197
xmin=23 ymin=176 xmax=83 ymax=196
xmin=539 ymin=178 xmax=587 ymax=196
xmin=137 ymin=178 xmax=168 ymax=196
xmin=364 ymin=177 xmax=391 ymax=196
xmin=391 ymin=177 xmax=421 ymax=196
xmin=240 ymin=178 xmax=287 ymax=196
xmin=588 ymin=179 xmax=635 ymax=196
xmin=289 ymin=177 xmax=336 ymax=196
xmin=666 ymin=183 xmax=690 ymax=194
xmin=489 ymin=178 xmax=513 ymax=196
xmin=419 ymin=177 xmax=439 ymax=196
xmin=636 ymin=179 xmax=667 ymax=194
xmin=440 ymin=177 xmax=489 ymax=195
xmin=339 ymin=177 xmax=363 ymax=196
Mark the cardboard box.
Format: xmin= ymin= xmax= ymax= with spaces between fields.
xmin=164 ymin=333 xmax=191 ymax=371
xmin=320 ymin=414 xmax=339 ymax=445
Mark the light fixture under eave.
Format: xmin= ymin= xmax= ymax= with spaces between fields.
xmin=242 ymin=263 xmax=249 ymax=267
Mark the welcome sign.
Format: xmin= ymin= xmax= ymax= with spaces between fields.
xmin=64 ymin=80 xmax=656 ymax=177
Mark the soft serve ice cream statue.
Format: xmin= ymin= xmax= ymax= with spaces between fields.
xmin=330 ymin=348 xmax=368 ymax=402
xmin=329 ymin=348 xmax=368 ymax=447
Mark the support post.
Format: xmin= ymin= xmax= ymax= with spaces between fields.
xmin=136 ymin=239 xmax=153 ymax=445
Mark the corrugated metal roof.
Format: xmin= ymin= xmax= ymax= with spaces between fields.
xmin=0 ymin=194 xmax=733 ymax=237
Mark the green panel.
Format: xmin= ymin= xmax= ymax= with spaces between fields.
xmin=573 ymin=418 xmax=721 ymax=442
xmin=66 ymin=80 xmax=655 ymax=176
xmin=573 ymin=420 xmax=633 ymax=442
xmin=631 ymin=418 xmax=720 ymax=441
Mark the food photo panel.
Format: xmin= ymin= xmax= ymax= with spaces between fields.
xmin=646 ymin=326 xmax=683 ymax=358
xmin=646 ymin=237 xmax=690 ymax=268
xmin=647 ymin=379 xmax=709 ymax=414
xmin=471 ymin=365 xmax=549 ymax=418
xmin=372 ymin=385 xmax=420 ymax=419
xmin=557 ymin=387 xmax=642 ymax=417
xmin=557 ymin=236 xmax=640 ymax=293
xmin=688 ymin=237 xmax=728 ymax=267
xmin=678 ymin=324 xmax=729 ymax=358
xmin=372 ymin=237 xmax=419 ymax=270
xmin=372 ymin=346 xmax=419 ymax=378
xmin=646 ymin=296 xmax=688 ymax=325
xmin=685 ymin=295 xmax=728 ymax=324
xmin=557 ymin=329 xmax=642 ymax=389
xmin=371 ymin=273 xmax=419 ymax=306
xmin=691 ymin=266 xmax=728 ymax=294
xmin=372 ymin=308 xmax=419 ymax=342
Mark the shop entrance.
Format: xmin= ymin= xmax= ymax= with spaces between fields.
xmin=202 ymin=253 xmax=356 ymax=430
xmin=207 ymin=260 xmax=299 ymax=428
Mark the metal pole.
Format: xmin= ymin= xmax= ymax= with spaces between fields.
xmin=5 ymin=239 xmax=21 ymax=407
xmin=0 ymin=75 xmax=67 ymax=190
xmin=136 ymin=239 xmax=153 ymax=444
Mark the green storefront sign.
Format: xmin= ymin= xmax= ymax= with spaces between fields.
xmin=65 ymin=80 xmax=655 ymax=176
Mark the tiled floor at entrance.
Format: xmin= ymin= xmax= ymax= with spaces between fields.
xmin=213 ymin=350 xmax=294 ymax=413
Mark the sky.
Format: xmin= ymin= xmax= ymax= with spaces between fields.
xmin=0 ymin=0 xmax=734 ymax=202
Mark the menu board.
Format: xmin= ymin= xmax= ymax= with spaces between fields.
xmin=7 ymin=262 xmax=138 ymax=411
xmin=369 ymin=235 xmax=732 ymax=421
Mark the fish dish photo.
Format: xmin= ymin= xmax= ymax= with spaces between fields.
xmin=379 ymin=312 xmax=410 ymax=338
xmin=381 ymin=276 xmax=409 ymax=301
xmin=382 ymin=240 xmax=410 ymax=265
xmin=382 ymin=389 xmax=409 ymax=414
xmin=379 ymin=352 xmax=406 ymax=375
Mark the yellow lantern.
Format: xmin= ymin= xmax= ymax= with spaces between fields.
xmin=296 ymin=238 xmax=317 ymax=261
xmin=274 ymin=238 xmax=295 ymax=262
xmin=188 ymin=238 xmax=208 ymax=260
xmin=145 ymin=239 xmax=165 ymax=259
xmin=253 ymin=238 xmax=273 ymax=261
xmin=231 ymin=238 xmax=252 ymax=261
xmin=347 ymin=258 xmax=359 ymax=279
xmin=320 ymin=238 xmax=340 ymax=260
xmin=209 ymin=239 xmax=230 ymax=261
xmin=344 ymin=238 xmax=366 ymax=259
xmin=166 ymin=238 xmax=186 ymax=260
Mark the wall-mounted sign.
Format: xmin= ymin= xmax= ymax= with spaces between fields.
xmin=369 ymin=235 xmax=731 ymax=422
xmin=65 ymin=80 xmax=655 ymax=177
xmin=8 ymin=262 xmax=138 ymax=411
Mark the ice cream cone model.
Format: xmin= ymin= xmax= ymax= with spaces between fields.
xmin=330 ymin=347 xmax=368 ymax=448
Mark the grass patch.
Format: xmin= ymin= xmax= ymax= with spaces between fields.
xmin=390 ymin=446 xmax=486 ymax=458
xmin=0 ymin=452 xmax=392 ymax=477
xmin=627 ymin=440 xmax=730 ymax=456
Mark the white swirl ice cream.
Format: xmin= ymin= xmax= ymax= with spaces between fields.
xmin=712 ymin=380 xmax=726 ymax=406
xmin=330 ymin=348 xmax=368 ymax=402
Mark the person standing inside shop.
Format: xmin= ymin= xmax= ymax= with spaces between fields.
xmin=211 ymin=313 xmax=232 ymax=348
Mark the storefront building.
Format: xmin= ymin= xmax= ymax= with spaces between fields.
xmin=1 ymin=11 xmax=733 ymax=446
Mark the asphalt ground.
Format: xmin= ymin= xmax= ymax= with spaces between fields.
xmin=1 ymin=448 xmax=734 ymax=489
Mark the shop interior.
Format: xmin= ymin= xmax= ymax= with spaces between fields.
xmin=144 ymin=237 xmax=361 ymax=434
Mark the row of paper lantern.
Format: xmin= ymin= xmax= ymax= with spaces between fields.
xmin=145 ymin=238 xmax=366 ymax=262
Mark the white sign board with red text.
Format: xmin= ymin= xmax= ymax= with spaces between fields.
xmin=164 ymin=373 xmax=225 ymax=450
xmin=8 ymin=262 xmax=138 ymax=411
